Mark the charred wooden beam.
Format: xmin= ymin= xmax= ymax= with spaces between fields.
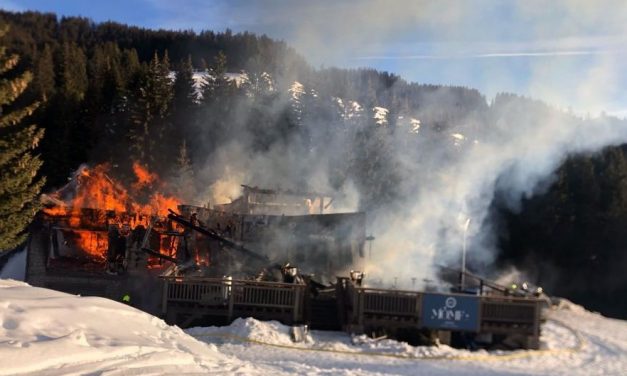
xmin=140 ymin=247 xmax=179 ymax=264
xmin=167 ymin=209 xmax=269 ymax=263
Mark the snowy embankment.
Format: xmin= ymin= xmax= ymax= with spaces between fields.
xmin=0 ymin=280 xmax=265 ymax=375
xmin=1 ymin=280 xmax=626 ymax=375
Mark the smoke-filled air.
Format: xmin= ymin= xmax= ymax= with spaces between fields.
xmin=190 ymin=76 xmax=627 ymax=289
xmin=168 ymin=0 xmax=627 ymax=289
xmin=4 ymin=1 xmax=627 ymax=373
xmin=3 ymin=1 xmax=627 ymax=304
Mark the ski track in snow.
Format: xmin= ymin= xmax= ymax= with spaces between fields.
xmin=1 ymin=279 xmax=626 ymax=375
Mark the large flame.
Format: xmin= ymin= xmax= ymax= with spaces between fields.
xmin=43 ymin=162 xmax=181 ymax=260
xmin=132 ymin=161 xmax=158 ymax=191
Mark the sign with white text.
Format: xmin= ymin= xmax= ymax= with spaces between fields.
xmin=421 ymin=293 xmax=480 ymax=331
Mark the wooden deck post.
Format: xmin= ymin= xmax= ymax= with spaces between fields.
xmin=161 ymin=279 xmax=169 ymax=315
xmin=530 ymin=299 xmax=541 ymax=349
xmin=293 ymin=284 xmax=301 ymax=323
xmin=357 ymin=288 xmax=365 ymax=329
xmin=227 ymin=281 xmax=235 ymax=322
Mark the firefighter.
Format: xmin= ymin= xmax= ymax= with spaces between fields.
xmin=281 ymin=263 xmax=302 ymax=283
xmin=350 ymin=270 xmax=365 ymax=286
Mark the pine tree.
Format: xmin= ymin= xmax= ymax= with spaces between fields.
xmin=172 ymin=55 xmax=196 ymax=113
xmin=129 ymin=51 xmax=174 ymax=169
xmin=174 ymin=139 xmax=195 ymax=201
xmin=196 ymin=51 xmax=239 ymax=152
xmin=33 ymin=44 xmax=55 ymax=101
xmin=171 ymin=55 xmax=197 ymax=152
xmin=121 ymin=48 xmax=141 ymax=84
xmin=242 ymin=69 xmax=281 ymax=152
xmin=47 ymin=41 xmax=88 ymax=181
xmin=0 ymin=27 xmax=45 ymax=251
xmin=59 ymin=42 xmax=88 ymax=102
xmin=81 ymin=42 xmax=126 ymax=163
xmin=349 ymin=107 xmax=400 ymax=212
xmin=200 ymin=51 xmax=231 ymax=100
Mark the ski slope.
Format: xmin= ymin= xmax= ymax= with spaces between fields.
xmin=1 ymin=279 xmax=625 ymax=375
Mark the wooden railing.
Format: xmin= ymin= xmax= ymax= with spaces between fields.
xmin=481 ymin=297 xmax=538 ymax=323
xmin=162 ymin=277 xmax=305 ymax=324
xmin=163 ymin=276 xmax=540 ymax=340
xmin=479 ymin=296 xmax=541 ymax=336
xmin=358 ymin=287 xmax=422 ymax=316
xmin=166 ymin=279 xmax=228 ymax=305
xmin=233 ymin=281 xmax=300 ymax=308
xmin=345 ymin=286 xmax=422 ymax=329
xmin=345 ymin=283 xmax=541 ymax=336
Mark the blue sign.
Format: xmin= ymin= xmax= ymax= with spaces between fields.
xmin=421 ymin=293 xmax=479 ymax=332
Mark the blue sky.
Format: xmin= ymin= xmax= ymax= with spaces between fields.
xmin=2 ymin=0 xmax=627 ymax=116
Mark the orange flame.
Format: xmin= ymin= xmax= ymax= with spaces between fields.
xmin=72 ymin=230 xmax=108 ymax=260
xmin=43 ymin=162 xmax=182 ymax=261
xmin=75 ymin=164 xmax=130 ymax=212
xmin=132 ymin=161 xmax=157 ymax=190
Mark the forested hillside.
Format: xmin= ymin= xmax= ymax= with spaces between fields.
xmin=1 ymin=10 xmax=626 ymax=318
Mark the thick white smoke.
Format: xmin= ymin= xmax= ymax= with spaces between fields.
xmin=297 ymin=1 xmax=627 ymax=287
xmin=365 ymin=98 xmax=627 ymax=288
xmin=174 ymin=0 xmax=627 ymax=288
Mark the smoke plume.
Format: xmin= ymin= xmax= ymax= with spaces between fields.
xmin=173 ymin=0 xmax=627 ymax=288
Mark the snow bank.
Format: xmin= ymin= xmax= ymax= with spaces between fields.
xmin=188 ymin=317 xmax=307 ymax=346
xmin=0 ymin=280 xmax=265 ymax=375
xmin=188 ymin=317 xmax=466 ymax=359
xmin=551 ymin=297 xmax=588 ymax=314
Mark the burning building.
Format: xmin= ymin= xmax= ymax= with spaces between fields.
xmin=25 ymin=164 xmax=367 ymax=315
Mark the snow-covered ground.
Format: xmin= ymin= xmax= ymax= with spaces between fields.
xmin=0 ymin=280 xmax=264 ymax=375
xmin=1 ymin=279 xmax=625 ymax=375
